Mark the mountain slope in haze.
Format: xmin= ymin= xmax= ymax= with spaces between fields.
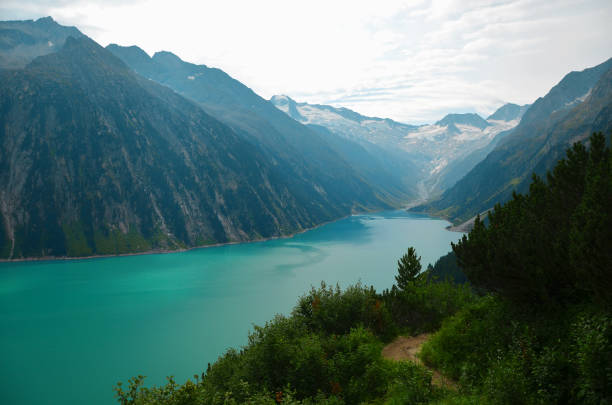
xmin=270 ymin=94 xmax=423 ymax=199
xmin=410 ymin=111 xmax=521 ymax=194
xmin=416 ymin=57 xmax=612 ymax=223
xmin=431 ymin=103 xmax=530 ymax=192
xmin=0 ymin=16 xmax=83 ymax=69
xmin=0 ymin=33 xmax=387 ymax=259
xmin=270 ymin=96 xmax=523 ymax=197
xmin=270 ymin=94 xmax=419 ymax=146
xmin=106 ymin=44 xmax=414 ymax=205
xmin=486 ymin=103 xmax=530 ymax=121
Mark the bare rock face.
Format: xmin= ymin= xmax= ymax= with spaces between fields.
xmin=0 ymin=35 xmax=388 ymax=259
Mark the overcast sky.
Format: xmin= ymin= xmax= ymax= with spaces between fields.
xmin=2 ymin=0 xmax=611 ymax=123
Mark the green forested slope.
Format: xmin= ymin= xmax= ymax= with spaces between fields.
xmin=421 ymin=132 xmax=612 ymax=404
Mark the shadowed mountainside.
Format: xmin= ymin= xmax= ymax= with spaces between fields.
xmin=0 ymin=34 xmax=390 ymax=259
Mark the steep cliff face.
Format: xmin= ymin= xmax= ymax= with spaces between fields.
xmin=0 ymin=36 xmax=386 ymax=259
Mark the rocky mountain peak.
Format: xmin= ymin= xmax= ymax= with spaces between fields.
xmin=487 ymin=103 xmax=530 ymax=122
xmin=435 ymin=113 xmax=490 ymax=130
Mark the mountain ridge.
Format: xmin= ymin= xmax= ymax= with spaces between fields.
xmin=271 ymin=95 xmax=524 ymax=196
xmin=414 ymin=57 xmax=612 ymax=223
xmin=487 ymin=103 xmax=530 ymax=121
xmin=0 ymin=16 xmax=83 ymax=69
xmin=107 ymin=43 xmax=418 ymax=204
xmin=0 ymin=31 xmax=391 ymax=259
xmin=435 ymin=113 xmax=491 ymax=131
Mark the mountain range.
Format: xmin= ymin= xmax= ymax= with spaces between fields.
xmin=0 ymin=18 xmax=398 ymax=259
xmin=1 ymin=16 xmax=610 ymax=258
xmin=271 ymin=95 xmax=527 ymax=196
xmin=105 ymin=44 xmax=418 ymax=204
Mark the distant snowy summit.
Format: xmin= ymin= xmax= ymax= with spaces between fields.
xmin=271 ymin=95 xmax=527 ymax=148
xmin=271 ymin=95 xmax=529 ymax=194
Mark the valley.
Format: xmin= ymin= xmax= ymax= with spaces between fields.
xmin=4 ymin=18 xmax=609 ymax=260
xmin=0 ymin=8 xmax=611 ymax=405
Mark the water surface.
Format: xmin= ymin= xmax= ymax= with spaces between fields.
xmin=0 ymin=211 xmax=463 ymax=405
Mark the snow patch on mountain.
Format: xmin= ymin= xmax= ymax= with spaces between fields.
xmin=270 ymin=95 xmax=524 ymax=195
xmin=565 ymin=89 xmax=591 ymax=108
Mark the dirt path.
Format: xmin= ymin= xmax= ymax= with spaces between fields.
xmin=382 ymin=333 xmax=456 ymax=389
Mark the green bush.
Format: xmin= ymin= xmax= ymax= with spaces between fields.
xmin=383 ymin=279 xmax=475 ymax=335
xmin=115 ymin=275 xmax=462 ymax=404
xmin=429 ymin=393 xmax=487 ymax=405
xmin=481 ymin=352 xmax=531 ymax=405
xmin=421 ymin=297 xmax=612 ymax=404
xmin=383 ymin=361 xmax=440 ymax=404
xmin=241 ymin=315 xmax=321 ymax=396
xmin=293 ymin=282 xmax=396 ymax=340
xmin=571 ymin=312 xmax=612 ymax=404
xmin=420 ymin=296 xmax=511 ymax=386
xmin=202 ymin=348 xmax=248 ymax=400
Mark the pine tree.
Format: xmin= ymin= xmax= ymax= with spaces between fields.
xmin=395 ymin=247 xmax=421 ymax=290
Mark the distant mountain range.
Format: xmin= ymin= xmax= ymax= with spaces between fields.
xmin=271 ymin=96 xmax=527 ymax=196
xmin=269 ymin=94 xmax=424 ymax=198
xmin=415 ymin=57 xmax=612 ymax=224
xmin=0 ymin=17 xmax=397 ymax=259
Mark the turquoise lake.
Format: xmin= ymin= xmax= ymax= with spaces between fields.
xmin=0 ymin=211 xmax=463 ymax=405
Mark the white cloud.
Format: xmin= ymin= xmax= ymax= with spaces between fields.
xmin=2 ymin=0 xmax=612 ymax=123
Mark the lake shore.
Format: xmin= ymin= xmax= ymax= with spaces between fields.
xmin=444 ymin=208 xmax=493 ymax=233
xmin=0 ymin=213 xmax=353 ymax=263
xmin=1 ymin=204 xmax=458 ymax=263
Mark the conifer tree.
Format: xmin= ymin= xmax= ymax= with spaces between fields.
xmin=395 ymin=247 xmax=421 ymax=290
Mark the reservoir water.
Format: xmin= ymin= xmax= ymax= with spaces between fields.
xmin=0 ymin=210 xmax=463 ymax=405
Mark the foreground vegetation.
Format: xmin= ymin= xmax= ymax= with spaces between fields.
xmin=116 ymin=273 xmax=474 ymax=404
xmin=117 ymin=133 xmax=611 ymax=404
